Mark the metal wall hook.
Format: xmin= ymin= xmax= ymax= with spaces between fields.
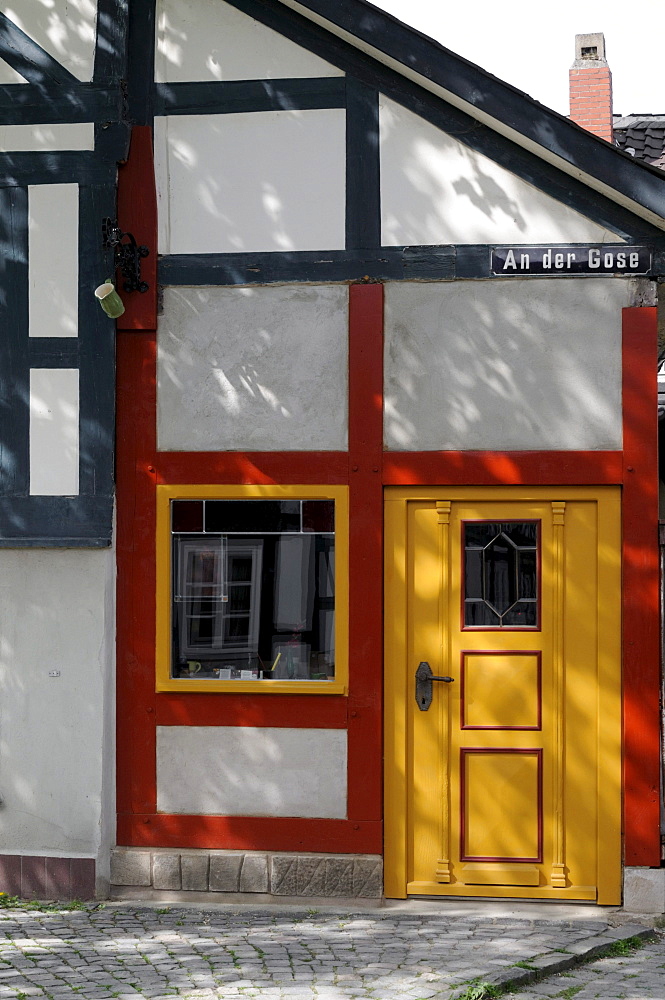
xmin=102 ymin=218 xmax=149 ymax=293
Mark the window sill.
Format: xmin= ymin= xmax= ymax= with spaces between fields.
xmin=155 ymin=678 xmax=348 ymax=695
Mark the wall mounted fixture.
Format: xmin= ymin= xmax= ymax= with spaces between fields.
xmin=102 ymin=218 xmax=150 ymax=293
xmin=94 ymin=279 xmax=126 ymax=318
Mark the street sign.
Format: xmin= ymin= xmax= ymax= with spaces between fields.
xmin=491 ymin=245 xmax=652 ymax=275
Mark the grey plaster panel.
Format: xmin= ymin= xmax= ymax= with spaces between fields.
xmin=384 ymin=278 xmax=629 ymax=452
xmin=157 ymin=285 xmax=348 ymax=451
xmin=156 ymin=726 xmax=347 ymax=817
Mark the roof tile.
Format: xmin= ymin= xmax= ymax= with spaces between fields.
xmin=614 ymin=116 xmax=665 ymax=167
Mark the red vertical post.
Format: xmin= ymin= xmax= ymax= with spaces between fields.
xmin=116 ymin=332 xmax=158 ymax=820
xmin=622 ymin=306 xmax=660 ymax=865
xmin=116 ymin=125 xmax=159 ymax=826
xmin=347 ymin=283 xmax=384 ymax=831
xmin=116 ymin=126 xmax=157 ymax=331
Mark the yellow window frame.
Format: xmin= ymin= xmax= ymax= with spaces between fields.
xmin=156 ymin=483 xmax=349 ymax=694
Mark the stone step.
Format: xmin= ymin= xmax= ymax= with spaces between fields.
xmin=110 ymin=848 xmax=383 ymax=898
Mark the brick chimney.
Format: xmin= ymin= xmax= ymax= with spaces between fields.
xmin=569 ymin=33 xmax=613 ymax=142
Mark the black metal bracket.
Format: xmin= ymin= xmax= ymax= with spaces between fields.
xmin=415 ymin=660 xmax=454 ymax=711
xmin=102 ymin=218 xmax=149 ymax=293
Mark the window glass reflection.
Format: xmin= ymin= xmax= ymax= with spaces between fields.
xmin=171 ymin=499 xmax=335 ymax=681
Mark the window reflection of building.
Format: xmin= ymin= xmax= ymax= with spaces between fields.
xmin=176 ymin=538 xmax=263 ymax=661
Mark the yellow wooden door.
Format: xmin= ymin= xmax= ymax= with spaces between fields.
xmin=385 ymin=487 xmax=622 ymax=903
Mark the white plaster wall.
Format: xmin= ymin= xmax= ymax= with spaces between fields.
xmin=384 ymin=278 xmax=631 ymax=452
xmin=157 ymin=726 xmax=347 ymax=817
xmin=155 ymin=0 xmax=343 ymax=82
xmin=157 ymin=284 xmax=348 ymax=451
xmin=379 ymin=97 xmax=623 ymax=246
xmin=154 ymin=111 xmax=346 ymax=254
xmin=3 ymin=1 xmax=97 ymax=82
xmin=29 ymin=183 xmax=79 ymax=338
xmin=29 ymin=369 xmax=79 ymax=496
xmin=0 ymin=547 xmax=115 ymax=859
xmin=0 ymin=59 xmax=26 ymax=84
xmin=0 ymin=125 xmax=94 ymax=153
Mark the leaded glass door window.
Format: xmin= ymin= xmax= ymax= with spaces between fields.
xmin=463 ymin=521 xmax=539 ymax=628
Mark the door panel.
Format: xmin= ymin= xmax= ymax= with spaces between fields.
xmin=384 ymin=487 xmax=621 ymax=903
xmin=462 ymin=748 xmax=542 ymax=862
xmin=461 ymin=652 xmax=541 ymax=730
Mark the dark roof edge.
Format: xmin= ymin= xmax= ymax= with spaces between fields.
xmin=280 ymin=0 xmax=665 ymax=231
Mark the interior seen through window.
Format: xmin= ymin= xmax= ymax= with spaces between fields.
xmin=171 ymin=498 xmax=336 ymax=681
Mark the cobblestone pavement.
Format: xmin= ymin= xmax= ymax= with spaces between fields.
xmin=0 ymin=903 xmax=656 ymax=1000
xmin=505 ymin=934 xmax=665 ymax=1000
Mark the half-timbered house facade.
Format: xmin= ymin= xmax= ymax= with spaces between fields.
xmin=1 ymin=0 xmax=665 ymax=908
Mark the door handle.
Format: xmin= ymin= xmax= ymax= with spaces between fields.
xmin=415 ymin=660 xmax=454 ymax=711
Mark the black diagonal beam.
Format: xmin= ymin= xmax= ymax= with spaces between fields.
xmin=0 ymin=12 xmax=79 ymax=86
xmin=272 ymin=0 xmax=665 ymax=231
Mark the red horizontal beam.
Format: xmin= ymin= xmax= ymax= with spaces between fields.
xmin=383 ymin=451 xmax=624 ymax=485
xmin=156 ymin=693 xmax=348 ymax=727
xmin=155 ymin=452 xmax=349 ymax=484
xmin=117 ymin=815 xmax=383 ymax=854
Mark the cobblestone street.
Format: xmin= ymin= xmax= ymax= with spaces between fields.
xmin=505 ymin=934 xmax=665 ymax=999
xmin=0 ymin=903 xmax=658 ymax=1000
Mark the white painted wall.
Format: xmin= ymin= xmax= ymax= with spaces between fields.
xmin=3 ymin=1 xmax=97 ymax=82
xmin=157 ymin=726 xmax=347 ymax=818
xmin=29 ymin=369 xmax=79 ymax=496
xmin=157 ymin=284 xmax=348 ymax=451
xmin=154 ymin=110 xmax=346 ymax=254
xmin=384 ymin=278 xmax=631 ymax=451
xmin=29 ymin=183 xmax=79 ymax=338
xmin=0 ymin=548 xmax=115 ymax=861
xmin=0 ymin=125 xmax=94 ymax=153
xmin=379 ymin=97 xmax=624 ymax=246
xmin=155 ymin=0 xmax=343 ymax=81
xmin=0 ymin=59 xmax=27 ymax=84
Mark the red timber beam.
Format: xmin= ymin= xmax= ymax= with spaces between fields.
xmin=622 ymin=306 xmax=660 ymax=866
